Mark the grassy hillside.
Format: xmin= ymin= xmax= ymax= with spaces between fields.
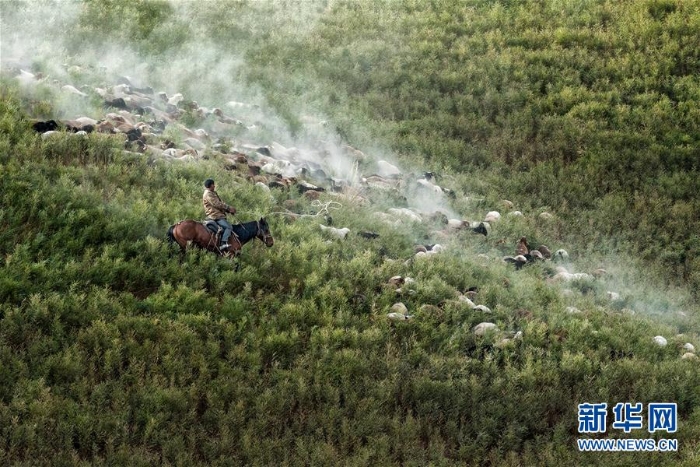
xmin=41 ymin=0 xmax=700 ymax=291
xmin=1 ymin=0 xmax=700 ymax=465
xmin=236 ymin=0 xmax=700 ymax=291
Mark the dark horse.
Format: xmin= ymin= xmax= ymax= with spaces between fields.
xmin=167 ymin=217 xmax=274 ymax=258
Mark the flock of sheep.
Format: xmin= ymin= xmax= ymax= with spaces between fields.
xmin=12 ymin=64 xmax=697 ymax=362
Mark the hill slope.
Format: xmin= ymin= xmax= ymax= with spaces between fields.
xmin=1 ymin=0 xmax=699 ymax=465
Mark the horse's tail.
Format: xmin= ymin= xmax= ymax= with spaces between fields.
xmin=167 ymin=224 xmax=176 ymax=244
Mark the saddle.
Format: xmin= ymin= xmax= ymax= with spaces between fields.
xmin=202 ymin=220 xmax=240 ymax=251
xmin=203 ymin=220 xmax=222 ymax=235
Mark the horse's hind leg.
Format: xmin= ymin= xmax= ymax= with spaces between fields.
xmin=168 ymin=225 xmax=188 ymax=260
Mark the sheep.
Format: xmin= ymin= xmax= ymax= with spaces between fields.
xmin=184 ymin=138 xmax=206 ymax=151
xmin=376 ymin=160 xmax=402 ymax=178
xmin=484 ymin=211 xmax=501 ymax=222
xmin=516 ymin=236 xmax=529 ymax=256
xmin=387 ymin=312 xmax=412 ymax=321
xmin=39 ymin=130 xmax=60 ymax=139
xmin=473 ymin=322 xmax=499 ymax=336
xmin=388 ymin=303 xmax=412 ymax=320
xmin=298 ymin=181 xmax=324 ymax=194
xmin=75 ymin=116 xmax=98 ymax=127
xmin=551 ymin=271 xmax=593 ymax=282
xmin=653 ymin=336 xmax=668 ymax=347
xmin=445 ymin=219 xmax=488 ymax=236
xmin=456 ymin=294 xmax=476 ymax=308
xmin=554 ymin=249 xmax=569 ymax=261
xmin=16 ymin=69 xmax=39 ymax=84
xmin=387 ymin=208 xmax=422 ymax=223
xmin=446 ymin=218 xmax=466 ymax=230
xmin=416 ymin=178 xmax=444 ymax=194
xmin=255 ymin=182 xmax=270 ymax=192
xmin=470 ymin=222 xmax=489 ymax=236
xmin=388 ymin=276 xmax=405 ymax=287
xmin=429 ymin=244 xmax=446 ymax=253
xmin=607 ymin=291 xmax=621 ymax=301
xmin=503 ymin=255 xmax=528 ymax=270
xmin=529 ymin=250 xmax=544 ymax=261
xmin=167 ymin=93 xmax=184 ymax=106
xmin=61 ymin=84 xmax=88 ymax=97
xmin=497 ymin=330 xmax=524 ymax=347
xmin=363 ymin=175 xmax=399 ymax=191
xmin=319 ymin=224 xmax=350 ymax=239
xmin=537 ymin=245 xmax=552 ymax=259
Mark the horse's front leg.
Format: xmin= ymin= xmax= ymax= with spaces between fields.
xmin=225 ymin=249 xmax=242 ymax=271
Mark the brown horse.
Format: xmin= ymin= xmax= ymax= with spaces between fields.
xmin=167 ymin=217 xmax=274 ymax=258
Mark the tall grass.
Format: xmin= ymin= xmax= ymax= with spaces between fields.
xmin=1 ymin=1 xmax=700 ymax=465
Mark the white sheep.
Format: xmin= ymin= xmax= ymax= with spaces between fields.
xmin=184 ymin=138 xmax=206 ymax=151
xmin=484 ymin=211 xmax=501 ymax=222
xmin=607 ymin=291 xmax=621 ymax=301
xmin=416 ymin=178 xmax=444 ymax=194
xmin=446 ymin=218 xmax=467 ymax=230
xmin=319 ymin=224 xmax=350 ymax=239
xmin=61 ymin=84 xmax=88 ymax=97
xmin=387 ymin=208 xmax=422 ymax=223
xmin=473 ymin=322 xmax=499 ymax=336
xmin=388 ymin=276 xmax=405 ymax=287
xmin=413 ymin=251 xmax=428 ymax=261
xmin=167 ymin=93 xmax=184 ymax=106
xmin=550 ymin=267 xmax=593 ymax=282
xmin=255 ymin=182 xmax=271 ymax=193
xmin=653 ymin=336 xmax=668 ymax=347
xmin=376 ymin=160 xmax=402 ymax=178
xmin=388 ymin=303 xmax=412 ymax=320
xmin=457 ymin=294 xmax=476 ymax=308
xmin=387 ymin=313 xmax=412 ymax=320
xmin=554 ymin=249 xmax=569 ymax=261
xmin=429 ymin=244 xmax=446 ymax=253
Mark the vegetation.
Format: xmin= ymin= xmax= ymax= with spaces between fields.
xmin=1 ymin=0 xmax=699 ymax=465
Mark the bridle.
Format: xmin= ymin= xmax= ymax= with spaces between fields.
xmin=256 ymin=220 xmax=274 ymax=245
xmin=236 ymin=219 xmax=273 ymax=245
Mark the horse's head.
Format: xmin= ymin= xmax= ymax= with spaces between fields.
xmin=257 ymin=217 xmax=274 ymax=247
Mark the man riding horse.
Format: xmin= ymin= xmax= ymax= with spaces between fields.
xmin=203 ymin=178 xmax=236 ymax=251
